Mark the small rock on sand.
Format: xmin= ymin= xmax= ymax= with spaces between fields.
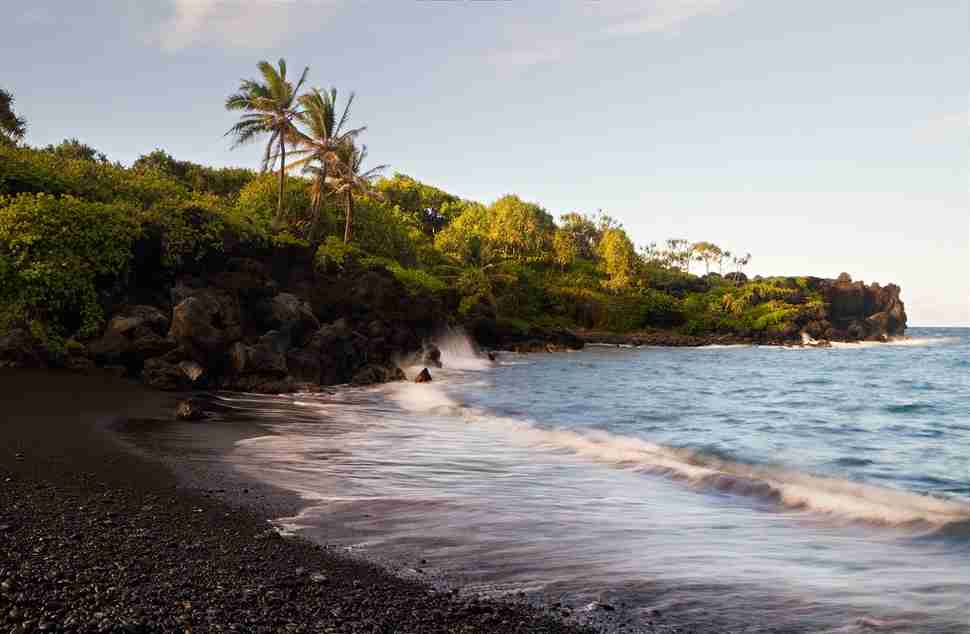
xmin=175 ymin=399 xmax=207 ymax=421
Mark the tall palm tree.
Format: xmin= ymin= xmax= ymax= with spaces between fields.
xmin=327 ymin=143 xmax=387 ymax=243
xmin=0 ymin=88 xmax=27 ymax=145
xmin=225 ymin=59 xmax=308 ymax=219
xmin=285 ymin=88 xmax=364 ymax=239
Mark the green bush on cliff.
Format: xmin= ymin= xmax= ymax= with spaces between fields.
xmin=0 ymin=193 xmax=140 ymax=340
xmin=386 ymin=263 xmax=448 ymax=296
xmin=142 ymin=193 xmax=260 ymax=268
xmin=315 ymin=236 xmax=362 ymax=272
xmin=132 ymin=149 xmax=255 ymax=197
xmin=0 ymin=145 xmax=188 ymax=208
xmin=234 ymin=173 xmax=316 ymax=236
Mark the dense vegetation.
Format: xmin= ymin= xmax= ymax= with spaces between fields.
xmin=0 ymin=70 xmax=823 ymax=354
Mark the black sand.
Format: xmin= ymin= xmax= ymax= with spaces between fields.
xmin=0 ymin=370 xmax=602 ymax=632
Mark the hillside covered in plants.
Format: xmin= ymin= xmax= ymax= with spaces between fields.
xmin=0 ymin=69 xmax=906 ymax=391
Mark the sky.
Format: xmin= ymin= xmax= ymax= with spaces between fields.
xmin=4 ymin=1 xmax=968 ymax=325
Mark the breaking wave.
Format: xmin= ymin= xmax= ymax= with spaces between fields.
xmin=388 ymin=382 xmax=970 ymax=529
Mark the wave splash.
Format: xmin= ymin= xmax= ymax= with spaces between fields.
xmin=389 ymin=382 xmax=970 ymax=529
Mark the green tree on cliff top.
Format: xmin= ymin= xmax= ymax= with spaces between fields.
xmin=286 ymin=87 xmax=364 ymax=239
xmin=0 ymin=88 xmax=27 ymax=146
xmin=225 ymin=59 xmax=308 ymax=220
xmin=327 ymin=143 xmax=387 ymax=243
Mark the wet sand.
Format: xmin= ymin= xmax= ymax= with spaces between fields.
xmin=0 ymin=370 xmax=599 ymax=632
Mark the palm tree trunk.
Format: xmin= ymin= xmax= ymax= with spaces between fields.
xmin=277 ymin=135 xmax=286 ymax=220
xmin=310 ymin=167 xmax=325 ymax=242
xmin=343 ymin=189 xmax=353 ymax=243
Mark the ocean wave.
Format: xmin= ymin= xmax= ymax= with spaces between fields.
xmin=830 ymin=337 xmax=958 ymax=349
xmin=882 ymin=402 xmax=938 ymax=414
xmin=385 ymin=386 xmax=970 ymax=528
xmin=512 ymin=422 xmax=970 ymax=527
xmin=921 ymin=519 xmax=970 ymax=544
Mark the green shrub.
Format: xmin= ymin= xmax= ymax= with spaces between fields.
xmin=132 ymin=149 xmax=255 ymax=197
xmin=350 ymin=198 xmax=425 ymax=266
xmin=0 ymin=145 xmax=188 ymax=208
xmin=270 ymin=231 xmax=310 ymax=248
xmin=0 ymin=193 xmax=140 ymax=339
xmin=387 ymin=263 xmax=448 ymax=295
xmin=233 ymin=173 xmax=314 ymax=235
xmin=315 ymin=236 xmax=363 ymax=272
xmin=141 ymin=193 xmax=251 ymax=268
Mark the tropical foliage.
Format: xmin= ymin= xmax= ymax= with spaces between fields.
xmin=0 ymin=79 xmax=808 ymax=350
xmin=0 ymin=88 xmax=26 ymax=146
xmin=225 ymin=59 xmax=308 ymax=219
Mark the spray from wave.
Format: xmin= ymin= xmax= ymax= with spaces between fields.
xmin=396 ymin=327 xmax=494 ymax=378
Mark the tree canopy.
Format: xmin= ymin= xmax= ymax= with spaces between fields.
xmin=0 ymin=88 xmax=27 ymax=146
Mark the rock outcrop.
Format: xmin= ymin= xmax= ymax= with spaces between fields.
xmin=825 ymin=274 xmax=906 ymax=341
xmin=89 ymin=305 xmax=175 ymax=371
xmin=0 ymin=328 xmax=45 ymax=368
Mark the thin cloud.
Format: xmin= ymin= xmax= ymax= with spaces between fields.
xmin=488 ymin=1 xmax=738 ymax=71
xmin=599 ymin=0 xmax=736 ymax=36
xmin=154 ymin=0 xmax=343 ymax=52
xmin=916 ymin=111 xmax=970 ymax=142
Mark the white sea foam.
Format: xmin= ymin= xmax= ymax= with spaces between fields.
xmin=386 ymin=381 xmax=463 ymax=414
xmin=829 ymin=336 xmax=956 ymax=349
xmin=385 ymin=388 xmax=970 ymax=527
xmin=491 ymin=417 xmax=970 ymax=526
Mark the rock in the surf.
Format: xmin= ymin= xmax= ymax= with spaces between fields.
xmin=351 ymin=364 xmax=406 ymax=385
xmin=422 ymin=343 xmax=442 ymax=368
xmin=175 ymin=398 xmax=207 ymax=421
xmin=415 ymin=368 xmax=433 ymax=383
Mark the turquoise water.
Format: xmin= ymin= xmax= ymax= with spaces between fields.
xmin=227 ymin=327 xmax=970 ymax=633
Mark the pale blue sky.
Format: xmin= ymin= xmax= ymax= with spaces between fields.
xmin=5 ymin=1 xmax=968 ymax=324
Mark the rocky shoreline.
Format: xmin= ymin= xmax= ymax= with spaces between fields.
xmin=0 ymin=232 xmax=907 ymax=396
xmin=0 ymin=370 xmax=615 ymax=633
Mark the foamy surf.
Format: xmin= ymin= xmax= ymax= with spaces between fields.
xmin=383 ymin=384 xmax=970 ymax=528
xmin=220 ymin=327 xmax=969 ymax=634
xmin=829 ymin=336 xmax=957 ymax=348
xmin=479 ymin=414 xmax=970 ymax=527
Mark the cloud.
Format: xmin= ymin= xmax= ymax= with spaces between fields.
xmin=154 ymin=0 xmax=343 ymax=52
xmin=487 ymin=1 xmax=737 ymax=71
xmin=599 ymin=0 xmax=736 ymax=36
xmin=916 ymin=111 xmax=970 ymax=142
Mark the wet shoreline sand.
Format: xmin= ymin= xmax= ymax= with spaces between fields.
xmin=0 ymin=369 xmax=601 ymax=633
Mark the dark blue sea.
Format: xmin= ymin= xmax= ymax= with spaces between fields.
xmin=221 ymin=327 xmax=969 ymax=632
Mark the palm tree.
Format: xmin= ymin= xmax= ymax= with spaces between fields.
xmin=327 ymin=143 xmax=387 ymax=243
xmin=285 ymin=88 xmax=364 ymax=239
xmin=225 ymin=59 xmax=308 ymax=220
xmin=0 ymin=88 xmax=26 ymax=145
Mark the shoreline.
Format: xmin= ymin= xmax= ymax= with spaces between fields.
xmin=0 ymin=369 xmax=599 ymax=633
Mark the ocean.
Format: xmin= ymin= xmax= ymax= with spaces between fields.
xmin=216 ymin=327 xmax=969 ymax=632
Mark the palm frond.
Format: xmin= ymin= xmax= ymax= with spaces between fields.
xmin=335 ymin=91 xmax=355 ymax=135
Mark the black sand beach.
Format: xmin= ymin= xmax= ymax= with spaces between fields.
xmin=0 ymin=370 xmax=602 ymax=633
